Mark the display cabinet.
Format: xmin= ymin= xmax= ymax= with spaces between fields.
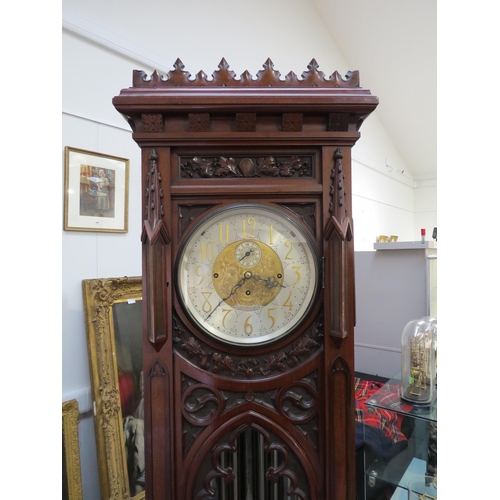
xmin=362 ymin=374 xmax=437 ymax=500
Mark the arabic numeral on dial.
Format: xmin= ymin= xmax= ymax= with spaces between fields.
xmin=201 ymin=241 xmax=215 ymax=262
xmin=282 ymin=291 xmax=294 ymax=311
xmin=219 ymin=224 xmax=229 ymax=245
xmin=221 ymin=308 xmax=232 ymax=328
xmin=244 ymin=315 xmax=253 ymax=335
xmin=267 ymin=307 xmax=276 ymax=329
xmin=285 ymin=239 xmax=294 ymax=260
xmin=195 ymin=265 xmax=205 ymax=286
xmin=242 ymin=217 xmax=256 ymax=239
xmin=201 ymin=291 xmax=213 ymax=313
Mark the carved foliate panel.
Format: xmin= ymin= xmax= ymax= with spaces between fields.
xmin=179 ymin=155 xmax=313 ymax=179
xmin=173 ymin=313 xmax=323 ymax=379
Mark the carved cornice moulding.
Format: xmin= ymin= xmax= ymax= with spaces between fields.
xmin=132 ymin=58 xmax=361 ymax=89
xmin=113 ymin=59 xmax=378 ymax=137
xmin=114 ymin=59 xmax=379 ymax=107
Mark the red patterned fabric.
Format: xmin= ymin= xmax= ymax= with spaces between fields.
xmin=354 ymin=378 xmax=410 ymax=444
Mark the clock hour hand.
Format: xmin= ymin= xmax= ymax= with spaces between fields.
xmin=204 ymin=274 xmax=249 ymax=321
xmin=251 ymin=274 xmax=285 ymax=289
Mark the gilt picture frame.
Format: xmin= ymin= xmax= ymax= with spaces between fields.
xmin=82 ymin=276 xmax=144 ymax=500
xmin=64 ymin=146 xmax=129 ymax=232
xmin=63 ymin=399 xmax=83 ymax=500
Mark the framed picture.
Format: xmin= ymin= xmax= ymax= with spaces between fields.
xmin=64 ymin=146 xmax=129 ymax=232
xmin=63 ymin=399 xmax=83 ymax=500
xmin=82 ymin=276 xmax=144 ymax=500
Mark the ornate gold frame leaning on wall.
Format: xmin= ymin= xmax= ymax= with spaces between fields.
xmin=82 ymin=276 xmax=144 ymax=500
xmin=63 ymin=399 xmax=83 ymax=500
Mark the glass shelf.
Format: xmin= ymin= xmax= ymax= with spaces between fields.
xmin=363 ymin=373 xmax=437 ymax=499
xmin=367 ymin=373 xmax=437 ymax=423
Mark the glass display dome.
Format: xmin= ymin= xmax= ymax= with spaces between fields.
xmin=400 ymin=317 xmax=437 ymax=405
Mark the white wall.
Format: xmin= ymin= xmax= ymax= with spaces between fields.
xmin=62 ymin=38 xmax=144 ymax=500
xmin=414 ymin=182 xmax=437 ymax=241
xmin=62 ymin=2 xmax=436 ymax=498
xmin=352 ymin=159 xmax=415 ymax=250
xmin=351 ymin=112 xmax=437 ymax=250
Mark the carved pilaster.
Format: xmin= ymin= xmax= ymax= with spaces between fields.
xmin=142 ymin=149 xmax=170 ymax=245
xmin=147 ymin=359 xmax=173 ymax=499
xmin=142 ymin=150 xmax=170 ymax=349
xmin=324 ymin=148 xmax=353 ymax=339
xmin=328 ymin=356 xmax=354 ymax=500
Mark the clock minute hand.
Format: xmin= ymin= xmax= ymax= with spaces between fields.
xmin=204 ymin=275 xmax=248 ymax=321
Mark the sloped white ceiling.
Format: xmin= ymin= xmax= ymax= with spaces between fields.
xmin=62 ymin=0 xmax=436 ymax=182
xmin=312 ymin=0 xmax=436 ymax=181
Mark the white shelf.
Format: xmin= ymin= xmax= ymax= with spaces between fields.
xmin=374 ymin=241 xmax=437 ymax=250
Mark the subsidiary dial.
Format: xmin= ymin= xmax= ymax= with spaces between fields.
xmin=235 ymin=240 xmax=262 ymax=267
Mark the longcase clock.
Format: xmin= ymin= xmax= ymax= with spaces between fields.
xmin=113 ymin=59 xmax=378 ymax=500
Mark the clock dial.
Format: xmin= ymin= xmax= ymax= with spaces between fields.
xmin=176 ymin=203 xmax=319 ymax=345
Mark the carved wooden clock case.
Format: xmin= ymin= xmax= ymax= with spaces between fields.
xmin=113 ymin=59 xmax=378 ymax=500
